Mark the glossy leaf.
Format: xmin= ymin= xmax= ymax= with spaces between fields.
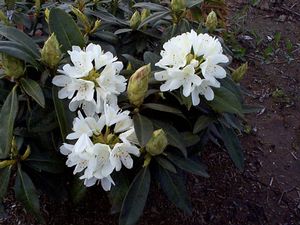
xmin=0 ymin=86 xmax=18 ymax=159
xmin=133 ymin=2 xmax=170 ymax=11
xmin=208 ymin=87 xmax=243 ymax=117
xmin=0 ymin=166 xmax=11 ymax=200
xmin=119 ymin=167 xmax=151 ymax=225
xmin=20 ymin=78 xmax=45 ymax=108
xmin=193 ymin=115 xmax=215 ymax=134
xmin=158 ymin=166 xmax=192 ymax=214
xmin=143 ymin=103 xmax=184 ymax=118
xmin=167 ymin=153 xmax=209 ymax=178
xmin=109 ymin=174 xmax=129 ymax=214
xmin=14 ymin=167 xmax=44 ymax=223
xmin=138 ymin=11 xmax=170 ymax=29
xmin=52 ymin=86 xmax=74 ymax=141
xmin=0 ymin=25 xmax=40 ymax=58
xmin=71 ymin=176 xmax=87 ymax=204
xmin=155 ymin=156 xmax=177 ymax=173
xmin=133 ymin=113 xmax=153 ymax=147
xmin=218 ymin=125 xmax=244 ymax=170
xmin=186 ymin=0 xmax=204 ymax=8
xmin=49 ymin=8 xmax=85 ymax=52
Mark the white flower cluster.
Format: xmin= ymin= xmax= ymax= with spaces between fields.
xmin=53 ymin=44 xmax=140 ymax=190
xmin=60 ymin=105 xmax=139 ymax=190
xmin=53 ymin=43 xmax=126 ymax=116
xmin=154 ymin=30 xmax=229 ymax=106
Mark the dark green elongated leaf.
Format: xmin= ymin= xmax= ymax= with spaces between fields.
xmin=181 ymin=132 xmax=200 ymax=147
xmin=155 ymin=156 xmax=177 ymax=173
xmin=158 ymin=166 xmax=192 ymax=214
xmin=24 ymin=151 xmax=64 ymax=174
xmin=0 ymin=25 xmax=40 ymax=58
xmin=186 ymin=0 xmax=204 ymax=8
xmin=242 ymin=104 xmax=263 ymax=114
xmin=93 ymin=31 xmax=119 ymax=45
xmin=133 ymin=113 xmax=153 ymax=147
xmin=119 ymin=167 xmax=150 ymax=225
xmin=49 ymin=8 xmax=85 ymax=53
xmin=0 ymin=86 xmax=18 ymax=159
xmin=167 ymin=153 xmax=209 ymax=178
xmin=208 ymin=87 xmax=243 ymax=117
xmin=122 ymin=54 xmax=144 ymax=70
xmin=14 ymin=167 xmax=45 ymax=223
xmin=52 ymin=86 xmax=74 ymax=141
xmin=114 ymin=28 xmax=132 ymax=35
xmin=153 ymin=120 xmax=187 ymax=157
xmin=143 ymin=103 xmax=184 ymax=118
xmin=71 ymin=176 xmax=87 ymax=204
xmin=143 ymin=51 xmax=160 ymax=69
xmin=193 ymin=115 xmax=215 ymax=134
xmin=85 ymin=8 xmax=128 ymax=26
xmin=138 ymin=11 xmax=170 ymax=29
xmin=0 ymin=41 xmax=40 ymax=69
xmin=133 ymin=2 xmax=170 ymax=11
xmin=109 ymin=173 xmax=129 ymax=214
xmin=20 ymin=78 xmax=45 ymax=108
xmin=0 ymin=166 xmax=11 ymax=200
xmin=218 ymin=125 xmax=244 ymax=170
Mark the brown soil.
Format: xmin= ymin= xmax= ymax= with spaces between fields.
xmin=1 ymin=0 xmax=300 ymax=224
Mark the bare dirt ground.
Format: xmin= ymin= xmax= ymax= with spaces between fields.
xmin=1 ymin=0 xmax=300 ymax=224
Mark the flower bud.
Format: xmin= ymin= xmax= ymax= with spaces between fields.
xmin=146 ymin=129 xmax=168 ymax=156
xmin=141 ymin=9 xmax=150 ymax=22
xmin=205 ymin=11 xmax=218 ymax=32
xmin=41 ymin=33 xmax=61 ymax=69
xmin=127 ymin=64 xmax=150 ymax=107
xmin=232 ymin=62 xmax=248 ymax=82
xmin=130 ymin=11 xmax=141 ymax=29
xmin=171 ymin=0 xmax=186 ymax=14
xmin=1 ymin=54 xmax=24 ymax=78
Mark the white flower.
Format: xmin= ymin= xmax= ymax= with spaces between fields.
xmin=59 ymin=105 xmax=140 ymax=190
xmin=52 ymin=43 xmax=126 ymax=115
xmin=110 ymin=143 xmax=140 ymax=171
xmin=154 ymin=30 xmax=229 ymax=106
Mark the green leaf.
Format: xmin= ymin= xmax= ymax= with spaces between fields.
xmin=181 ymin=132 xmax=200 ymax=147
xmin=242 ymin=104 xmax=263 ymax=114
xmin=119 ymin=167 xmax=151 ymax=225
xmin=138 ymin=11 xmax=170 ymax=30
xmin=143 ymin=51 xmax=160 ymax=69
xmin=208 ymin=87 xmax=243 ymax=117
xmin=52 ymin=86 xmax=74 ymax=141
xmin=133 ymin=113 xmax=154 ymax=147
xmin=133 ymin=2 xmax=170 ymax=11
xmin=24 ymin=151 xmax=64 ymax=174
xmin=143 ymin=103 xmax=184 ymax=118
xmin=158 ymin=166 xmax=192 ymax=214
xmin=218 ymin=125 xmax=244 ymax=170
xmin=0 ymin=86 xmax=18 ymax=159
xmin=70 ymin=176 xmax=87 ymax=205
xmin=109 ymin=173 xmax=129 ymax=214
xmin=186 ymin=0 xmax=204 ymax=8
xmin=167 ymin=153 xmax=209 ymax=178
xmin=49 ymin=8 xmax=85 ymax=53
xmin=20 ymin=78 xmax=45 ymax=108
xmin=0 ymin=166 xmax=11 ymax=200
xmin=155 ymin=156 xmax=177 ymax=173
xmin=153 ymin=120 xmax=187 ymax=157
xmin=193 ymin=115 xmax=215 ymax=134
xmin=14 ymin=166 xmax=45 ymax=223
xmin=0 ymin=25 xmax=40 ymax=58
xmin=0 ymin=41 xmax=40 ymax=69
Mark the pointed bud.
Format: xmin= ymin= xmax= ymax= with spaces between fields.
xmin=141 ymin=9 xmax=150 ymax=22
xmin=232 ymin=62 xmax=248 ymax=82
xmin=146 ymin=129 xmax=168 ymax=156
xmin=171 ymin=0 xmax=186 ymax=14
xmin=1 ymin=54 xmax=24 ymax=78
xmin=41 ymin=34 xmax=61 ymax=69
xmin=127 ymin=64 xmax=150 ymax=107
xmin=205 ymin=11 xmax=218 ymax=32
xmin=130 ymin=11 xmax=141 ymax=29
xmin=45 ymin=8 xmax=50 ymax=23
